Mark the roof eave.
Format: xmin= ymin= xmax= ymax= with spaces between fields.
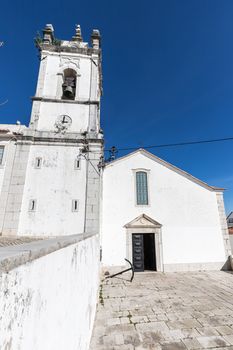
xmin=104 ymin=148 xmax=225 ymax=192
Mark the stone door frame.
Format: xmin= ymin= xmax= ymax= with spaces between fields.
xmin=124 ymin=214 xmax=164 ymax=272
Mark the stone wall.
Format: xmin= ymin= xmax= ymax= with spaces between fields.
xmin=0 ymin=233 xmax=99 ymax=350
xmin=216 ymin=192 xmax=232 ymax=259
xmin=1 ymin=143 xmax=30 ymax=236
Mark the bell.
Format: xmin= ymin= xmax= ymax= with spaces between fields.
xmin=63 ymin=85 xmax=74 ymax=98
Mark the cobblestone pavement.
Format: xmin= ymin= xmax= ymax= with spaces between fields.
xmin=90 ymin=270 xmax=233 ymax=350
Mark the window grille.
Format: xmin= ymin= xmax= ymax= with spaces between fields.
xmin=136 ymin=171 xmax=148 ymax=205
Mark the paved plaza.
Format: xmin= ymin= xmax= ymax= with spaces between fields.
xmin=90 ymin=270 xmax=233 ymax=350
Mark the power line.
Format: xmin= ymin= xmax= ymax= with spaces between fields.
xmin=103 ymin=136 xmax=233 ymax=152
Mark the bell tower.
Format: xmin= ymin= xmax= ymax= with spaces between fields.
xmin=0 ymin=24 xmax=104 ymax=237
xmin=30 ymin=24 xmax=102 ymax=137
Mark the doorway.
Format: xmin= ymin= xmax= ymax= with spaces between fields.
xmin=132 ymin=233 xmax=156 ymax=272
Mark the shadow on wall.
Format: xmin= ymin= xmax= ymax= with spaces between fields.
xmin=0 ymin=233 xmax=100 ymax=350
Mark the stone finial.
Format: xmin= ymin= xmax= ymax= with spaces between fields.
xmin=91 ymin=29 xmax=101 ymax=49
xmin=72 ymin=24 xmax=83 ymax=42
xmin=42 ymin=24 xmax=54 ymax=44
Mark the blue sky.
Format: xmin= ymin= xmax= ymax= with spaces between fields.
xmin=0 ymin=0 xmax=233 ymax=213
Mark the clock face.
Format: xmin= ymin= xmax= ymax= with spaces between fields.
xmin=55 ymin=115 xmax=72 ymax=133
xmin=56 ymin=115 xmax=72 ymax=126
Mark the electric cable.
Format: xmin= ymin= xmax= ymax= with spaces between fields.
xmin=104 ymin=136 xmax=233 ymax=152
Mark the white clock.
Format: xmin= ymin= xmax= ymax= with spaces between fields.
xmin=55 ymin=115 xmax=72 ymax=133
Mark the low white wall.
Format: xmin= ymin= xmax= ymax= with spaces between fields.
xmin=0 ymin=233 xmax=99 ymax=350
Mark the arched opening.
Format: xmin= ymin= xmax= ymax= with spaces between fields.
xmin=62 ymin=68 xmax=77 ymax=100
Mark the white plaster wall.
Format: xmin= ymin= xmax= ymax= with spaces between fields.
xmin=32 ymin=51 xmax=99 ymax=133
xmin=36 ymin=101 xmax=89 ymax=133
xmin=18 ymin=144 xmax=87 ymax=236
xmin=0 ymin=234 xmax=99 ymax=350
xmin=38 ymin=53 xmax=92 ymax=100
xmin=101 ymin=152 xmax=226 ymax=269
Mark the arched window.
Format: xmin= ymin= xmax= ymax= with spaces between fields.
xmin=62 ymin=68 xmax=77 ymax=100
xmin=136 ymin=171 xmax=148 ymax=205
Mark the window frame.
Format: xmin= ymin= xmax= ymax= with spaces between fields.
xmin=74 ymin=158 xmax=81 ymax=170
xmin=34 ymin=157 xmax=42 ymax=169
xmin=29 ymin=199 xmax=37 ymax=212
xmin=133 ymin=168 xmax=150 ymax=207
xmin=72 ymin=199 xmax=79 ymax=212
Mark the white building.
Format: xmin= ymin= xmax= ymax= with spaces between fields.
xmin=0 ymin=24 xmax=103 ymax=237
xmin=0 ymin=25 xmax=231 ymax=272
xmin=101 ymin=149 xmax=231 ymax=272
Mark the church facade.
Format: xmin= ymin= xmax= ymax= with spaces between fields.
xmin=0 ymin=25 xmax=231 ymax=272
xmin=101 ymin=149 xmax=231 ymax=271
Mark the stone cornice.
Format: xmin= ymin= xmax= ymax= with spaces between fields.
xmin=0 ymin=128 xmax=104 ymax=145
xmin=38 ymin=43 xmax=101 ymax=56
xmin=16 ymin=134 xmax=104 ymax=146
xmin=31 ymin=96 xmax=100 ymax=105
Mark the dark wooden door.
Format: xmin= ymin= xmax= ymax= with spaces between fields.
xmin=143 ymin=233 xmax=156 ymax=270
xmin=132 ymin=234 xmax=144 ymax=272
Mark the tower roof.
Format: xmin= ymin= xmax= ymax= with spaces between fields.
xmin=35 ymin=24 xmax=101 ymax=54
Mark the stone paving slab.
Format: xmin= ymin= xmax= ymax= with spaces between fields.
xmin=90 ymin=271 xmax=233 ymax=349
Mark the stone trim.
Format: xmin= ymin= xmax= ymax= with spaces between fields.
xmin=164 ymin=261 xmax=226 ymax=272
xmin=17 ymin=137 xmax=103 ymax=146
xmin=125 ymin=227 xmax=164 ymax=272
xmin=0 ymin=143 xmax=17 ymax=233
xmin=32 ymin=96 xmax=100 ymax=105
xmin=0 ymin=233 xmax=97 ymax=273
xmin=84 ymin=144 xmax=103 ymax=234
xmin=216 ymin=192 xmax=232 ymax=259
xmin=124 ymin=213 xmax=162 ymax=228
xmin=1 ymin=144 xmax=30 ymax=236
xmin=39 ymin=44 xmax=101 ymax=56
xmin=15 ymin=130 xmax=104 ymax=145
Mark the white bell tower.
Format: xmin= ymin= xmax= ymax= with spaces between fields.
xmin=0 ymin=24 xmax=104 ymax=237
xmin=30 ymin=24 xmax=102 ymax=137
